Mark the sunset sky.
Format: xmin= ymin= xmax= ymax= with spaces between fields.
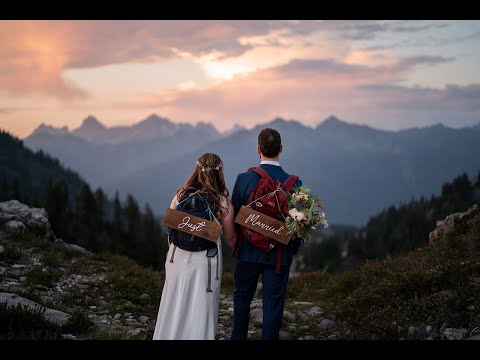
xmin=1 ymin=20 xmax=480 ymax=138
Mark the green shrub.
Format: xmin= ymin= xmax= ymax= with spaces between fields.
xmin=61 ymin=308 xmax=94 ymax=334
xmin=25 ymin=267 xmax=61 ymax=288
xmin=42 ymin=251 xmax=63 ymax=267
xmin=0 ymin=241 xmax=22 ymax=263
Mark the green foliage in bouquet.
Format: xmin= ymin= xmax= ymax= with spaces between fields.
xmin=286 ymin=186 xmax=328 ymax=243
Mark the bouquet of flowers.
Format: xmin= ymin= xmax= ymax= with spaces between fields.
xmin=286 ymin=186 xmax=328 ymax=243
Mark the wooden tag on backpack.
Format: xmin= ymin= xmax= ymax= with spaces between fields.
xmin=163 ymin=208 xmax=222 ymax=242
xmin=235 ymin=206 xmax=292 ymax=245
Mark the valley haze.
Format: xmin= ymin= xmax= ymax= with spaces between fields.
xmin=23 ymin=114 xmax=480 ymax=225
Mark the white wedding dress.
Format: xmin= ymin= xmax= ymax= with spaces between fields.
xmin=152 ymin=198 xmax=225 ymax=340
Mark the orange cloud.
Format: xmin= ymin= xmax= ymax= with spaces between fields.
xmin=113 ymin=56 xmax=462 ymax=130
xmin=0 ymin=20 xmax=455 ymax=102
xmin=0 ymin=21 xmax=87 ymax=99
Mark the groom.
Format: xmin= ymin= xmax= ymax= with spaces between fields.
xmin=230 ymin=128 xmax=302 ymax=340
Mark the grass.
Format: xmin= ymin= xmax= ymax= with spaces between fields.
xmin=61 ymin=308 xmax=94 ymax=334
xmin=87 ymin=328 xmax=146 ymax=340
xmin=283 ymin=208 xmax=480 ymax=339
xmin=2 ymin=207 xmax=478 ymax=340
xmin=0 ymin=240 xmax=22 ymax=263
xmin=97 ymin=253 xmax=164 ymax=318
xmin=42 ymin=250 xmax=63 ymax=268
xmin=25 ymin=267 xmax=62 ymax=288
xmin=0 ymin=302 xmax=61 ymax=340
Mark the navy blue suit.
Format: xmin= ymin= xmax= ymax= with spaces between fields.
xmin=230 ymin=163 xmax=302 ymax=340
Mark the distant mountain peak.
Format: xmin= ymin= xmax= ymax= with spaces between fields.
xmin=269 ymin=117 xmax=289 ymax=126
xmin=141 ymin=114 xmax=171 ymax=125
xmin=261 ymin=117 xmax=307 ymax=130
xmin=79 ymin=116 xmax=106 ymax=131
xmin=320 ymin=115 xmax=349 ymax=128
xmin=223 ymin=123 xmax=245 ymax=136
xmin=30 ymin=123 xmax=69 ymax=137
xmin=195 ymin=121 xmax=217 ymax=131
xmin=71 ymin=116 xmax=106 ymax=142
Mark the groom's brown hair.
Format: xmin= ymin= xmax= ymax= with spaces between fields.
xmin=258 ymin=128 xmax=281 ymax=158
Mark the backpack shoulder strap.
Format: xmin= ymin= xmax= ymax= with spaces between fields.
xmin=281 ymin=175 xmax=299 ymax=192
xmin=248 ymin=166 xmax=272 ymax=180
xmin=177 ymin=190 xmax=190 ymax=204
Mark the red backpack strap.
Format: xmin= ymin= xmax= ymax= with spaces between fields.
xmin=281 ymin=175 xmax=299 ymax=192
xmin=248 ymin=166 xmax=271 ymax=180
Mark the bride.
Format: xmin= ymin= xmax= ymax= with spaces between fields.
xmin=152 ymin=153 xmax=237 ymax=340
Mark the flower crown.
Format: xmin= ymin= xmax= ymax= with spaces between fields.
xmin=197 ymin=161 xmax=222 ymax=172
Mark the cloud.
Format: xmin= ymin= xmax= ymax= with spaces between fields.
xmin=0 ymin=21 xmax=88 ymax=99
xmin=0 ymin=20 xmax=460 ymax=101
xmin=316 ymin=20 xmax=449 ymax=41
xmin=0 ymin=106 xmax=41 ymax=114
xmin=0 ymin=20 xmax=322 ymax=99
xmin=113 ymin=55 xmax=480 ymax=131
xmin=361 ymin=83 xmax=480 ymax=112
xmin=393 ymin=55 xmax=454 ymax=71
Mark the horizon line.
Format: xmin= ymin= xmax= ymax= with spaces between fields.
xmin=19 ymin=113 xmax=480 ymax=140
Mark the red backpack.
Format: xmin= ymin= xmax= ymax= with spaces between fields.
xmin=236 ymin=167 xmax=299 ymax=272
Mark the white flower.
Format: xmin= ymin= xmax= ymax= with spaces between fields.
xmin=296 ymin=211 xmax=304 ymax=221
xmin=288 ymin=208 xmax=304 ymax=221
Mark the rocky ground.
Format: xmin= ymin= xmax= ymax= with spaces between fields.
xmin=0 ymin=200 xmax=333 ymax=340
xmin=1 ymin=200 xmax=479 ymax=340
xmin=0 ymin=245 xmax=334 ymax=340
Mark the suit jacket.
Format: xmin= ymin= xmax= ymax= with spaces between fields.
xmin=231 ymin=163 xmax=303 ymax=266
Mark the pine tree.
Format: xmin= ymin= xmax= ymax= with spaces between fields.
xmin=73 ymin=184 xmax=98 ymax=251
xmin=109 ymin=191 xmax=124 ymax=253
xmin=0 ymin=177 xmax=8 ymax=201
xmin=12 ymin=178 xmax=21 ymax=202
xmin=124 ymin=194 xmax=143 ymax=261
xmin=42 ymin=179 xmax=70 ymax=241
xmin=143 ymin=203 xmax=167 ymax=269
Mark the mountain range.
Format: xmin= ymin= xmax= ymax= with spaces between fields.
xmin=25 ymin=115 xmax=225 ymax=188
xmin=24 ymin=115 xmax=480 ymax=225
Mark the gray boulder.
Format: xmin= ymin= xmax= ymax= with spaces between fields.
xmin=429 ymin=204 xmax=479 ymax=244
xmin=443 ymin=328 xmax=468 ymax=340
xmin=0 ymin=200 xmax=53 ymax=239
xmin=127 ymin=328 xmax=145 ymax=337
xmin=319 ymin=319 xmax=336 ymax=329
xmin=279 ymin=331 xmax=293 ymax=340
xmin=250 ymin=308 xmax=263 ymax=325
xmin=55 ymin=239 xmax=93 ymax=256
xmin=306 ymin=306 xmax=323 ymax=317
xmin=0 ymin=292 xmax=70 ymax=326
xmin=283 ymin=310 xmax=296 ymax=322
